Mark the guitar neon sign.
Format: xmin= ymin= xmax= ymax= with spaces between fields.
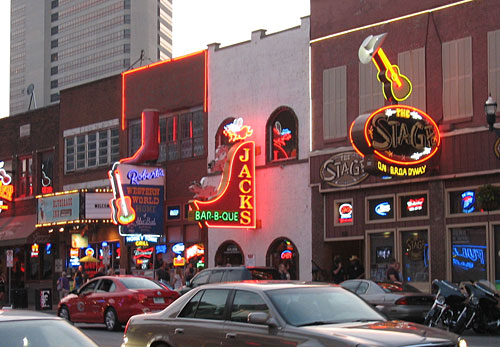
xmin=359 ymin=33 xmax=412 ymax=102
xmin=109 ymin=162 xmax=136 ymax=225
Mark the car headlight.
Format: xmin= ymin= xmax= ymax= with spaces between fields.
xmin=458 ymin=338 xmax=468 ymax=347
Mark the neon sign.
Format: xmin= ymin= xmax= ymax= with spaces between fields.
xmin=45 ymin=243 xmax=52 ymax=255
xmin=0 ymin=161 xmax=13 ymax=213
xmin=338 ymin=203 xmax=353 ymax=223
xmin=31 ymin=243 xmax=39 ymax=258
xmin=127 ymin=168 xmax=165 ymax=185
xmin=133 ymin=247 xmax=153 ymax=260
xmin=281 ymin=250 xmax=293 ymax=260
xmin=70 ymin=248 xmax=79 ymax=258
xmin=85 ymin=247 xmax=95 ymax=257
xmin=461 ymin=191 xmax=476 ymax=214
xmin=272 ymin=121 xmax=293 ymax=160
xmin=350 ymin=105 xmax=440 ymax=177
xmin=172 ymin=243 xmax=185 ymax=255
xmin=320 ymin=152 xmax=368 ymax=187
xmin=41 ymin=163 xmax=53 ymax=194
xmin=125 ymin=234 xmax=159 ymax=244
xmin=156 ymin=245 xmax=167 ymax=254
xmin=223 ymin=118 xmax=253 ymax=142
xmin=190 ymin=140 xmax=256 ymax=229
xmin=173 ymin=255 xmax=186 ymax=267
xmin=375 ymin=202 xmax=391 ymax=216
xmin=407 ymin=198 xmax=425 ymax=211
xmin=186 ymin=244 xmax=204 ymax=261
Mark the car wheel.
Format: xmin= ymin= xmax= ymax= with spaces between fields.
xmin=104 ymin=307 xmax=120 ymax=331
xmin=58 ymin=306 xmax=71 ymax=322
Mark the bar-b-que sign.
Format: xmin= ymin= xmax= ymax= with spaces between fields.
xmin=350 ymin=105 xmax=440 ymax=177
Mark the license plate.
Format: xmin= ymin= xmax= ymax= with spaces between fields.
xmin=153 ymin=297 xmax=165 ymax=304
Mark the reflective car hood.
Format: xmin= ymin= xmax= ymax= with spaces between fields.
xmin=300 ymin=320 xmax=457 ymax=346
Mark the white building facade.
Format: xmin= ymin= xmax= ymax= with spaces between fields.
xmin=205 ymin=17 xmax=312 ymax=280
xmin=10 ymin=0 xmax=172 ymax=115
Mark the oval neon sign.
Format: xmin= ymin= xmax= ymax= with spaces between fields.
xmin=350 ymin=105 xmax=440 ymax=166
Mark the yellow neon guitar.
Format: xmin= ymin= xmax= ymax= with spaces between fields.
xmin=109 ymin=164 xmax=136 ymax=225
xmin=372 ymin=47 xmax=412 ymax=102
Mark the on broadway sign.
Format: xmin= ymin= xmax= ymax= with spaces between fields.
xmin=350 ymin=105 xmax=440 ymax=177
xmin=190 ymin=141 xmax=256 ymax=229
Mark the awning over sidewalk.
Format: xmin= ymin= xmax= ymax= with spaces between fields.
xmin=0 ymin=214 xmax=37 ymax=246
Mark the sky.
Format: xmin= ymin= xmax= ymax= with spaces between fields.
xmin=0 ymin=0 xmax=309 ymax=119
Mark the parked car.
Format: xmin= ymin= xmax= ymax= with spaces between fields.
xmin=341 ymin=279 xmax=434 ymax=322
xmin=0 ymin=309 xmax=98 ymax=347
xmin=122 ymin=281 xmax=466 ymax=347
xmin=177 ymin=266 xmax=281 ymax=295
xmin=58 ymin=275 xmax=179 ymax=331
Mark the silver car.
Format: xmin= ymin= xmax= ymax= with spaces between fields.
xmin=341 ymin=279 xmax=434 ymax=322
xmin=122 ymin=281 xmax=466 ymax=347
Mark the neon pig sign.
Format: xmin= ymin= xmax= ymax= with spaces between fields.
xmin=350 ymin=105 xmax=440 ymax=177
xmin=190 ymin=139 xmax=256 ymax=229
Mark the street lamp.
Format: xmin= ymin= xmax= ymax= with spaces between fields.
xmin=485 ymin=94 xmax=498 ymax=135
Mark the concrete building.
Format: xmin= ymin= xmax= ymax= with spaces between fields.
xmin=204 ymin=17 xmax=312 ymax=280
xmin=309 ymin=0 xmax=500 ymax=291
xmin=10 ymin=0 xmax=172 ymax=115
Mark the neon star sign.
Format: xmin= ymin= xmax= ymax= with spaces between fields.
xmin=190 ymin=140 xmax=256 ymax=229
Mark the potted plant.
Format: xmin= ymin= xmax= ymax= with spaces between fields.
xmin=476 ymin=184 xmax=500 ymax=211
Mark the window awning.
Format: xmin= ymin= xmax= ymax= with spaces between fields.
xmin=0 ymin=214 xmax=37 ymax=246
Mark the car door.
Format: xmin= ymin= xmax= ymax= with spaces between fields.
xmin=169 ymin=289 xmax=229 ymax=347
xmin=71 ymin=280 xmax=99 ymax=322
xmin=90 ymin=279 xmax=116 ymax=320
xmin=222 ymin=290 xmax=298 ymax=347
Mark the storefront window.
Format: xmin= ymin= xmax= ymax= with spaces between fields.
xmin=401 ymin=230 xmax=429 ymax=282
xmin=266 ymin=238 xmax=299 ymax=280
xmin=369 ymin=232 xmax=394 ymax=281
xmin=449 ymin=189 xmax=480 ymax=215
xmin=367 ymin=196 xmax=395 ymax=222
xmin=451 ymin=226 xmax=487 ymax=283
xmin=494 ymin=225 xmax=500 ymax=290
xmin=215 ymin=241 xmax=243 ymax=266
xmin=399 ymin=193 xmax=428 ymax=219
xmin=266 ymin=106 xmax=298 ymax=163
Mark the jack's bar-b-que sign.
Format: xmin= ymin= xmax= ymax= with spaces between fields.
xmin=350 ymin=105 xmax=440 ymax=177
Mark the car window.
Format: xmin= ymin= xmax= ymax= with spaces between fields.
xmin=208 ymin=270 xmax=224 ymax=283
xmin=80 ymin=280 xmax=98 ymax=295
xmin=119 ymin=277 xmax=163 ymax=289
xmin=222 ymin=269 xmax=243 ymax=282
xmin=249 ymin=268 xmax=280 ymax=280
xmin=194 ymin=289 xmax=230 ymax=320
xmin=179 ymin=290 xmax=204 ymax=318
xmin=378 ymin=282 xmax=421 ymax=293
xmin=0 ymin=319 xmax=97 ymax=347
xmin=356 ymin=282 xmax=369 ymax=295
xmin=230 ymin=290 xmax=269 ymax=323
xmin=267 ymin=287 xmax=384 ymax=327
xmin=341 ymin=281 xmax=360 ymax=293
xmin=97 ymin=279 xmax=116 ymax=293
xmin=191 ymin=270 xmax=210 ymax=287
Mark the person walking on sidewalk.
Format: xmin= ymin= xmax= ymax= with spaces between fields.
xmin=57 ymin=271 xmax=70 ymax=299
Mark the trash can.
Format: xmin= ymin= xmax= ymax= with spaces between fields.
xmin=35 ymin=288 xmax=52 ymax=310
xmin=12 ymin=288 xmax=28 ymax=309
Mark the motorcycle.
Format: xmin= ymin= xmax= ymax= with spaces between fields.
xmin=424 ymin=279 xmax=467 ymax=331
xmin=453 ymin=280 xmax=500 ymax=334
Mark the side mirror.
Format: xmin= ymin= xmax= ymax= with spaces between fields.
xmin=248 ymin=312 xmax=278 ymax=328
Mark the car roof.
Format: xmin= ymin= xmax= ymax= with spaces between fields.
xmin=0 ymin=309 xmax=61 ymax=322
xmin=192 ymin=280 xmax=338 ymax=291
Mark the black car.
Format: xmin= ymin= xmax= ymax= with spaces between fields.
xmin=177 ymin=266 xmax=281 ymax=295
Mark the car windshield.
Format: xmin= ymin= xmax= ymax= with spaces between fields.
xmin=266 ymin=286 xmax=385 ymax=327
xmin=0 ymin=319 xmax=98 ymax=347
xmin=377 ymin=282 xmax=421 ymax=293
xmin=120 ymin=277 xmax=163 ymax=289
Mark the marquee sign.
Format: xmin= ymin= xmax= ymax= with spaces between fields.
xmin=109 ymin=163 xmax=165 ymax=237
xmin=350 ymin=105 xmax=440 ymax=177
xmin=320 ymin=152 xmax=368 ymax=187
xmin=190 ymin=141 xmax=256 ymax=229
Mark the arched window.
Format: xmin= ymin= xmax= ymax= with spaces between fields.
xmin=210 ymin=118 xmax=236 ymax=173
xmin=266 ymin=238 xmax=299 ymax=280
xmin=215 ymin=117 xmax=236 ymax=151
xmin=215 ymin=241 xmax=244 ymax=266
xmin=266 ymin=106 xmax=298 ymax=163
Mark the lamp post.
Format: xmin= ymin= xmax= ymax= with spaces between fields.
xmin=485 ymin=94 xmax=499 ymax=136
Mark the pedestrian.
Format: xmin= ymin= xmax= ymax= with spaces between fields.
xmin=57 ymin=271 xmax=70 ymax=299
xmin=73 ymin=265 xmax=84 ymax=290
xmin=278 ymin=263 xmax=291 ymax=280
xmin=386 ymin=258 xmax=402 ymax=282
xmin=0 ymin=271 xmax=5 ymax=305
xmin=184 ymin=263 xmax=195 ymax=283
xmin=332 ymin=255 xmax=345 ymax=284
xmin=172 ymin=267 xmax=184 ymax=290
xmin=156 ymin=262 xmax=170 ymax=284
xmin=347 ymin=255 xmax=365 ymax=279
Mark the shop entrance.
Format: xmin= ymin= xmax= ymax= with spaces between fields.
xmin=328 ymin=239 xmax=364 ymax=283
xmin=266 ymin=238 xmax=299 ymax=280
xmin=214 ymin=241 xmax=244 ymax=266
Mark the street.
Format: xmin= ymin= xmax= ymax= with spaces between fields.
xmin=75 ymin=323 xmax=500 ymax=347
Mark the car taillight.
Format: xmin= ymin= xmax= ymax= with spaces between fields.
xmin=395 ymin=297 xmax=409 ymax=305
xmin=137 ymin=293 xmax=148 ymax=304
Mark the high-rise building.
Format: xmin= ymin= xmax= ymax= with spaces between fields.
xmin=10 ymin=0 xmax=172 ymax=115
